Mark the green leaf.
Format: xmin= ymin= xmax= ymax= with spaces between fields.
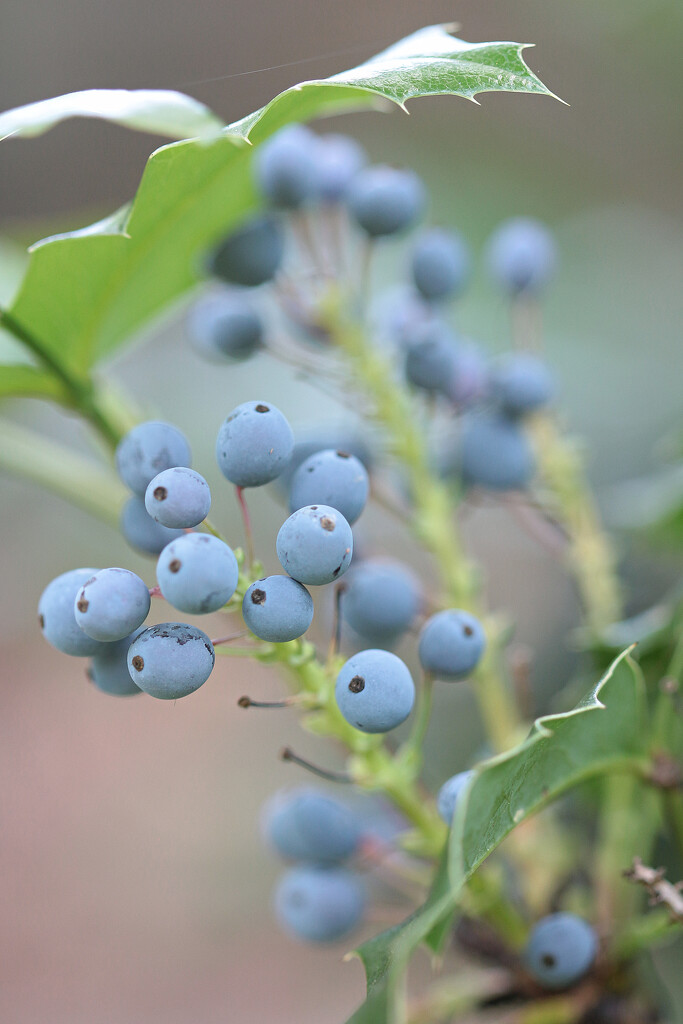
xmin=4 ymin=25 xmax=559 ymax=383
xmin=0 ymin=364 xmax=71 ymax=403
xmin=0 ymin=89 xmax=224 ymax=142
xmin=347 ymin=649 xmax=648 ymax=1024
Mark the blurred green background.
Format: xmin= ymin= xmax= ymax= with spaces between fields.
xmin=1 ymin=1 xmax=682 ymax=1021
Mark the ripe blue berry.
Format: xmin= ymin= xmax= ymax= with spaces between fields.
xmin=460 ymin=412 xmax=535 ymax=491
xmin=120 ymin=496 xmax=185 ymax=556
xmin=486 ymin=217 xmax=557 ymax=295
xmin=254 ymin=124 xmax=319 ymax=209
xmin=216 ymin=400 xmax=294 ymax=488
xmin=335 ymin=649 xmax=415 ymax=733
xmin=157 ymin=533 xmax=239 ymax=614
xmin=145 ymin=467 xmax=211 ymax=529
xmin=187 ymin=291 xmax=264 ymax=362
xmin=491 ymin=353 xmax=555 ymax=417
xmin=411 ymin=227 xmax=470 ymax=302
xmin=275 ymin=430 xmax=374 ymax=500
xmin=277 ymin=505 xmax=353 ymax=586
xmin=87 ymin=628 xmax=145 ymax=697
xmin=524 ymin=913 xmax=598 ymax=989
xmin=127 ymin=622 xmax=215 ymax=700
xmin=115 ymin=421 xmax=191 ymax=497
xmin=405 ymin=321 xmax=459 ymax=395
xmin=38 ymin=568 xmax=106 ymax=657
xmin=262 ymin=788 xmax=363 ymax=864
xmin=418 ymin=609 xmax=486 ymax=681
xmin=288 ymin=449 xmax=369 ymax=525
xmin=347 ymin=165 xmax=425 ymax=238
xmin=242 ymin=575 xmax=313 ymax=642
xmin=314 ymin=133 xmax=366 ymax=203
xmin=274 ymin=866 xmax=366 ymax=943
xmin=208 ymin=214 xmax=285 ymax=287
xmin=74 ymin=568 xmax=151 ymax=643
xmin=342 ymin=559 xmax=421 ymax=645
xmin=437 ymin=770 xmax=474 ymax=825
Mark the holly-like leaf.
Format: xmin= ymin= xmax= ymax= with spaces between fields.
xmin=347 ymin=649 xmax=648 ymax=1024
xmin=2 ymin=24 xmax=558 ymax=386
xmin=0 ymin=89 xmax=224 ymax=143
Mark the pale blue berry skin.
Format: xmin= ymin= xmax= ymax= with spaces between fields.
xmin=120 ymin=496 xmax=185 ymax=556
xmin=255 ymin=124 xmax=319 ymax=209
xmin=274 ymin=430 xmax=374 ymax=500
xmin=335 ymin=649 xmax=415 ymax=733
xmin=405 ymin=321 xmax=459 ymax=395
xmin=277 ymin=505 xmax=353 ymax=586
xmin=524 ymin=913 xmax=598 ymax=989
xmin=208 ymin=215 xmax=285 ymax=287
xmin=288 ymin=449 xmax=369 ymax=525
xmin=127 ymin=623 xmax=215 ymax=700
xmin=460 ymin=413 xmax=535 ymax=491
xmin=347 ymin=165 xmax=425 ymax=238
xmin=491 ymin=353 xmax=554 ymax=417
xmin=74 ymin=568 xmax=151 ymax=643
xmin=274 ymin=866 xmax=366 ymax=943
xmin=314 ymin=133 xmax=366 ymax=203
xmin=115 ymin=421 xmax=191 ymax=497
xmin=157 ymin=534 xmax=238 ymax=614
xmin=145 ymin=467 xmax=211 ymax=529
xmin=216 ymin=400 xmax=294 ymax=488
xmin=242 ymin=576 xmax=314 ymax=642
xmin=411 ymin=228 xmax=470 ymax=302
xmin=342 ymin=559 xmax=421 ymax=645
xmin=445 ymin=343 xmax=489 ymax=407
xmin=38 ymin=568 xmax=106 ymax=657
xmin=187 ymin=291 xmax=264 ymax=362
xmin=487 ymin=217 xmax=557 ymax=294
xmin=262 ymin=788 xmax=363 ymax=864
xmin=418 ymin=610 xmax=486 ymax=681
xmin=87 ymin=628 xmax=145 ymax=696
xmin=437 ymin=770 xmax=474 ymax=825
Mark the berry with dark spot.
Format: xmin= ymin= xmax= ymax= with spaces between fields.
xmin=126 ymin=623 xmax=215 ymax=700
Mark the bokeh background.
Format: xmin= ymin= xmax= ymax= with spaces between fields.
xmin=1 ymin=1 xmax=682 ymax=1021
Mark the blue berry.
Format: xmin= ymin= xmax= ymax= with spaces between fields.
xmin=346 ymin=165 xmax=425 ymax=238
xmin=437 ymin=770 xmax=474 ymax=825
xmin=524 ymin=913 xmax=598 ymax=989
xmin=187 ymin=291 xmax=264 ymax=362
xmin=288 ymin=449 xmax=369 ymax=525
xmin=486 ymin=217 xmax=557 ymax=295
xmin=277 ymin=505 xmax=353 ymax=586
xmin=254 ymin=124 xmax=319 ymax=209
xmin=208 ymin=214 xmax=285 ymax=287
xmin=411 ymin=228 xmax=470 ymax=302
xmin=115 ymin=421 xmax=191 ymax=497
xmin=127 ymin=622 xmax=215 ymax=700
xmin=216 ymin=400 xmax=294 ymax=488
xmin=38 ymin=568 xmax=106 ymax=657
xmin=335 ymin=649 xmax=415 ymax=733
xmin=120 ymin=496 xmax=185 ymax=556
xmin=460 ymin=412 xmax=535 ymax=491
xmin=342 ymin=559 xmax=421 ymax=644
xmin=491 ymin=353 xmax=554 ymax=417
xmin=314 ymin=133 xmax=366 ymax=203
xmin=418 ymin=610 xmax=486 ymax=681
xmin=445 ymin=342 xmax=489 ymax=407
xmin=262 ymin=788 xmax=363 ymax=864
xmin=275 ymin=429 xmax=374 ymax=500
xmin=274 ymin=866 xmax=366 ymax=943
xmin=87 ymin=628 xmax=145 ymax=697
xmin=74 ymin=568 xmax=150 ymax=643
xmin=145 ymin=467 xmax=211 ymax=529
xmin=405 ymin=321 xmax=459 ymax=395
xmin=242 ymin=575 xmax=313 ymax=642
xmin=157 ymin=533 xmax=239 ymax=614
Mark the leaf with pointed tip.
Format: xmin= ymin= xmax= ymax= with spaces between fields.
xmin=346 ymin=649 xmax=648 ymax=1024
xmin=0 ymin=89 xmax=224 ymax=142
xmin=2 ymin=24 xmax=559 ymax=389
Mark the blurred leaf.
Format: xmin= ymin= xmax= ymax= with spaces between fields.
xmin=0 ymin=364 xmax=70 ymax=402
xmin=347 ymin=649 xmax=648 ymax=1024
xmin=0 ymin=88 xmax=224 ymax=142
xmin=2 ymin=25 xmax=558 ymax=386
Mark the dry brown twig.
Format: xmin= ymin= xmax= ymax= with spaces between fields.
xmin=623 ymin=857 xmax=683 ymax=922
